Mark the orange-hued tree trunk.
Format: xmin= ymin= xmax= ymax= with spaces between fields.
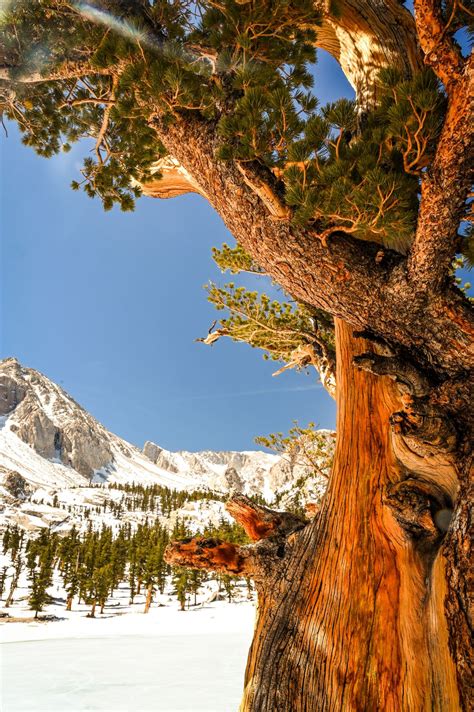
xmin=167 ymin=319 xmax=463 ymax=710
xmin=238 ymin=320 xmax=460 ymax=711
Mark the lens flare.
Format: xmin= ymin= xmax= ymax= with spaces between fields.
xmin=73 ymin=2 xmax=158 ymax=49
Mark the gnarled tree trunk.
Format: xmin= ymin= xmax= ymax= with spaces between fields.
xmin=167 ymin=319 xmax=467 ymax=710
xmin=4 ymin=0 xmax=469 ymax=706
xmin=240 ymin=319 xmax=460 ymax=711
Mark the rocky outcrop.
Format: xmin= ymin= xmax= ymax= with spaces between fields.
xmin=142 ymin=437 xmax=334 ymax=504
xmin=2 ymin=468 xmax=31 ymax=500
xmin=0 ymin=358 xmax=112 ymax=480
xmin=0 ymin=359 xmax=27 ymax=415
xmin=143 ymin=441 xmax=179 ymax=473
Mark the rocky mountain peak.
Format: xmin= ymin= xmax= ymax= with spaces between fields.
xmin=0 ymin=357 xmax=335 ymax=534
xmin=0 ymin=358 xmax=112 ymax=479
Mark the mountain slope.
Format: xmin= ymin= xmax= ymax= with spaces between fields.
xmin=0 ymin=357 xmax=334 ymax=533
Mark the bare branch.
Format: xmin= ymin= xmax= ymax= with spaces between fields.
xmin=94 ymin=75 xmax=119 ymax=164
xmin=164 ymin=537 xmax=256 ymax=576
xmin=225 ymin=494 xmax=305 ymax=542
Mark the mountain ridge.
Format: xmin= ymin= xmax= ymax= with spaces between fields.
xmin=0 ymin=357 xmax=334 ymax=533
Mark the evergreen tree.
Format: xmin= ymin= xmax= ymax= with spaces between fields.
xmin=1 ymin=2 xmax=472 ymax=708
xmin=255 ymin=421 xmax=335 ymax=480
xmin=26 ymin=530 xmax=56 ymax=617
xmin=2 ymin=525 xmax=11 ymax=554
xmin=189 ymin=568 xmax=207 ymax=607
xmin=172 ymin=567 xmax=191 ymax=612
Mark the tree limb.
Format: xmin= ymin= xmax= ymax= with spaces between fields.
xmin=0 ymin=63 xmax=114 ymax=84
xmin=150 ymin=113 xmax=473 ymax=378
xmin=413 ymin=0 xmax=465 ymax=91
xmin=164 ymin=495 xmax=307 ymax=579
xmin=407 ymin=49 xmax=473 ymax=292
xmin=225 ymin=494 xmax=306 ymax=542
xmin=165 ymin=537 xmax=256 ymax=576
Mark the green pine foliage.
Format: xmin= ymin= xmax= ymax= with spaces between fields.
xmin=203 ymin=242 xmax=335 ymax=377
xmin=280 ymin=71 xmax=445 ymax=251
xmin=206 ymin=281 xmax=318 ymax=362
xmin=255 ymin=421 xmax=335 ymax=478
xmin=211 ymin=243 xmax=264 ymax=275
xmin=0 ymin=567 xmax=8 ymax=599
xmin=26 ymin=530 xmax=56 ymax=616
xmin=172 ymin=566 xmax=192 ymax=611
xmin=1 ymin=1 xmax=462 ymax=254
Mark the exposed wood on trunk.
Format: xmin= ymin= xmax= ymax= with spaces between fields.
xmin=137 ymin=156 xmax=207 ymax=200
xmin=238 ymin=320 xmax=460 ymax=711
xmin=315 ymin=0 xmax=422 ymax=108
xmin=225 ymin=495 xmax=305 ymax=542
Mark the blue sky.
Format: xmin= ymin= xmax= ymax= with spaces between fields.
xmin=1 ymin=51 xmax=352 ymax=451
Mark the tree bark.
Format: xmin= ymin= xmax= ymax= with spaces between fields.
xmin=237 ymin=320 xmax=463 ymax=711
xmin=151 ymin=114 xmax=473 ymax=385
xmin=315 ymin=0 xmax=422 ymax=108
xmin=166 ymin=319 xmax=471 ymax=709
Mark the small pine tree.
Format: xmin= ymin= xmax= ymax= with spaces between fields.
xmin=172 ymin=568 xmax=191 ymax=611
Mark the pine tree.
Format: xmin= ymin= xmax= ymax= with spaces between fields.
xmin=255 ymin=421 xmax=335 ymax=481
xmin=189 ymin=569 xmax=207 ymax=607
xmin=2 ymin=525 xmax=11 ymax=554
xmin=172 ymin=567 xmax=191 ymax=612
xmin=26 ymin=531 xmax=56 ymax=617
xmin=0 ymin=566 xmax=8 ymax=600
xmin=1 ymin=2 xmax=472 ymax=709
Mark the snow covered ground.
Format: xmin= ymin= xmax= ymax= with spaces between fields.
xmin=1 ymin=601 xmax=256 ymax=711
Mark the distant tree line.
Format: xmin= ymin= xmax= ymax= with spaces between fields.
xmin=1 ymin=514 xmax=252 ymax=618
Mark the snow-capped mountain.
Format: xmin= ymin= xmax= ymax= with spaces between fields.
xmin=0 ymin=357 xmax=334 ymax=532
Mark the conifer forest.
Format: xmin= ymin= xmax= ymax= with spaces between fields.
xmin=0 ymin=1 xmax=473 ymax=710
xmin=1 ymin=484 xmax=254 ymax=619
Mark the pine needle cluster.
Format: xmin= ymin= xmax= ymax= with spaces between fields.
xmin=203 ymin=243 xmax=335 ymax=377
xmin=1 ymin=1 xmax=471 ymax=260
